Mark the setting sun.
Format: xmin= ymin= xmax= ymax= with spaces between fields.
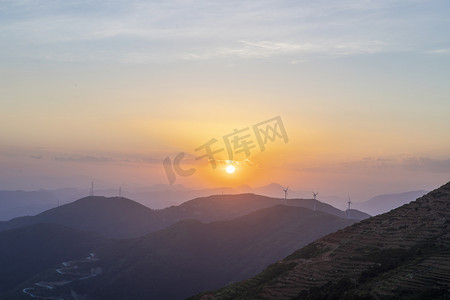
xmin=226 ymin=165 xmax=236 ymax=174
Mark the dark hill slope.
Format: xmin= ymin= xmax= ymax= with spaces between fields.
xmin=195 ymin=182 xmax=450 ymax=299
xmin=0 ymin=196 xmax=167 ymax=238
xmin=0 ymin=194 xmax=369 ymax=239
xmin=0 ymin=223 xmax=108 ymax=297
xmin=160 ymin=193 xmax=370 ymax=223
xmin=73 ymin=205 xmax=355 ymax=300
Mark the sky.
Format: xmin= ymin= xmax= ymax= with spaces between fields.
xmin=0 ymin=0 xmax=449 ymax=200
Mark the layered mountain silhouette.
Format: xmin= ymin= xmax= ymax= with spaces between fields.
xmin=8 ymin=205 xmax=355 ymax=300
xmin=0 ymin=192 xmax=372 ymax=299
xmin=2 ymin=183 xmax=444 ymax=300
xmin=160 ymin=193 xmax=369 ymax=223
xmin=0 ymin=190 xmax=60 ymax=221
xmin=353 ymin=190 xmax=428 ymax=216
xmin=0 ymin=194 xmax=370 ymax=238
xmin=0 ymin=183 xmax=376 ymax=220
xmin=0 ymin=196 xmax=167 ymax=238
xmin=194 ymin=182 xmax=450 ymax=299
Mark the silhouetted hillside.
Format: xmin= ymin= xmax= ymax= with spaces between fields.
xmin=159 ymin=193 xmax=279 ymax=223
xmin=0 ymin=194 xmax=369 ymax=239
xmin=0 ymin=196 xmax=167 ymax=238
xmin=194 ymin=182 xmax=450 ymax=299
xmin=18 ymin=205 xmax=355 ymax=300
xmin=160 ymin=193 xmax=370 ymax=223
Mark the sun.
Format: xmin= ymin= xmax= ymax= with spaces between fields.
xmin=226 ymin=165 xmax=236 ymax=174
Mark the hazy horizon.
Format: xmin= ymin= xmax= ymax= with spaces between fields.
xmin=1 ymin=0 xmax=449 ymax=202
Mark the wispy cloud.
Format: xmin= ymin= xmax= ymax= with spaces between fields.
xmin=184 ymin=39 xmax=385 ymax=60
xmin=402 ymin=157 xmax=450 ymax=173
xmin=427 ymin=48 xmax=450 ymax=54
xmin=293 ymin=156 xmax=450 ymax=174
xmin=54 ymin=156 xmax=114 ymax=163
xmin=1 ymin=0 xmax=445 ymax=64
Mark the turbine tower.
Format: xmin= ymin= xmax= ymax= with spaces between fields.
xmin=283 ymin=186 xmax=289 ymax=205
xmin=89 ymin=182 xmax=94 ymax=197
xmin=347 ymin=196 xmax=352 ymax=220
xmin=312 ymin=191 xmax=319 ymax=211
xmin=119 ymin=187 xmax=122 ymax=198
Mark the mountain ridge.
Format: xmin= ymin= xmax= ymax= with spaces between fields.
xmin=193 ymin=181 xmax=450 ymax=299
xmin=66 ymin=204 xmax=356 ymax=300
xmin=0 ymin=193 xmax=370 ymax=238
xmin=0 ymin=182 xmax=386 ymax=220
xmin=0 ymin=196 xmax=167 ymax=238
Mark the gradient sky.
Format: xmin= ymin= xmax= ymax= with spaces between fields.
xmin=1 ymin=0 xmax=449 ymax=200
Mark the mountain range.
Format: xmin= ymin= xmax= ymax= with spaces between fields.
xmin=352 ymin=190 xmax=428 ymax=216
xmin=74 ymin=205 xmax=355 ymax=299
xmin=1 ymin=183 xmax=444 ymax=299
xmin=0 ymin=193 xmax=370 ymax=238
xmin=0 ymin=192 xmax=366 ymax=299
xmin=2 ymin=205 xmax=355 ymax=300
xmin=0 ymin=190 xmax=60 ymax=221
xmin=0 ymin=182 xmax=421 ymax=221
xmin=193 ymin=182 xmax=450 ymax=299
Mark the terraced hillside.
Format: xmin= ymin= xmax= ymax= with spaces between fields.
xmin=194 ymin=182 xmax=450 ymax=299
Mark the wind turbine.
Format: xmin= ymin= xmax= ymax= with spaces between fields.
xmin=312 ymin=191 xmax=319 ymax=211
xmin=283 ymin=186 xmax=289 ymax=205
xmin=89 ymin=182 xmax=94 ymax=197
xmin=347 ymin=195 xmax=352 ymax=220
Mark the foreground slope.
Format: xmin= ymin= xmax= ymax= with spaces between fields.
xmin=195 ymin=182 xmax=450 ymax=299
